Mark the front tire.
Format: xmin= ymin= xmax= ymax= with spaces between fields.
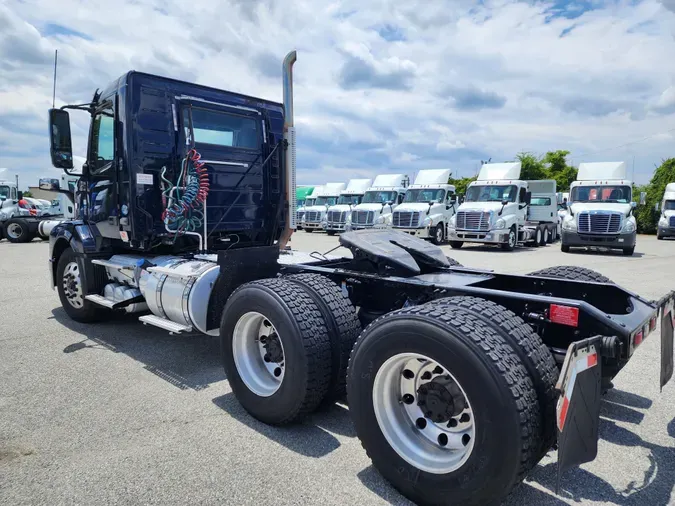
xmin=561 ymin=242 xmax=570 ymax=253
xmin=347 ymin=301 xmax=540 ymax=506
xmin=431 ymin=223 xmax=444 ymax=245
xmin=449 ymin=241 xmax=463 ymax=249
xmin=501 ymin=226 xmax=517 ymax=251
xmin=304 ymin=229 xmax=313 ymax=233
xmin=623 ymin=246 xmax=635 ymax=256
xmin=221 ymin=278 xmax=333 ymax=424
xmin=326 ymin=230 xmax=336 ymax=236
xmin=56 ymin=248 xmax=110 ymax=323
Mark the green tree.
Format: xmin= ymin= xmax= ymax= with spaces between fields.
xmin=541 ymin=150 xmax=577 ymax=191
xmin=633 ymin=158 xmax=675 ymax=234
xmin=448 ymin=175 xmax=477 ymax=195
xmin=22 ymin=190 xmax=33 ymax=198
xmin=516 ymin=152 xmax=547 ymax=180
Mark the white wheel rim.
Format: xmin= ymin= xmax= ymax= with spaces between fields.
xmin=232 ymin=311 xmax=285 ymax=397
xmin=544 ymin=229 xmax=549 ymax=242
xmin=536 ymin=229 xmax=541 ymax=243
xmin=436 ymin=226 xmax=443 ymax=242
xmin=372 ymin=353 xmax=476 ymax=474
xmin=62 ymin=261 xmax=84 ymax=308
xmin=509 ymin=230 xmax=516 ymax=248
xmin=7 ymin=223 xmax=22 ymax=239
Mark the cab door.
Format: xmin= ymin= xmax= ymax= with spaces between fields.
xmin=84 ymin=96 xmax=120 ymax=239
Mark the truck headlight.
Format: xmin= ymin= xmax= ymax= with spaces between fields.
xmin=494 ymin=218 xmax=506 ymax=230
xmin=562 ymin=216 xmax=576 ymax=231
xmin=422 ymin=216 xmax=432 ymax=227
xmin=449 ymin=215 xmax=456 ymax=229
xmin=659 ymin=216 xmax=668 ymax=227
xmin=622 ymin=219 xmax=636 ymax=233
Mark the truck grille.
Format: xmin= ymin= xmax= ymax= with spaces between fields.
xmin=352 ymin=210 xmax=374 ymax=226
xmin=305 ymin=211 xmax=322 ymax=223
xmin=297 ymin=210 xmax=305 ymax=222
xmin=327 ymin=211 xmax=347 ymax=224
xmin=577 ymin=211 xmax=622 ymax=234
xmin=392 ymin=211 xmax=420 ymax=228
xmin=670 ymin=216 xmax=675 ymax=227
xmin=456 ymin=211 xmax=490 ymax=231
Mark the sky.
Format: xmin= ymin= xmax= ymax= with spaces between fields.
xmin=1 ymin=0 xmax=675 ymax=189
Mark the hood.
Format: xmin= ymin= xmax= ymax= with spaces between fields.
xmin=395 ymin=202 xmax=441 ymax=213
xmin=354 ymin=203 xmax=389 ymax=212
xmin=569 ymin=202 xmax=631 ymax=216
xmin=305 ymin=205 xmax=329 ymax=212
xmin=663 ymin=209 xmax=675 ymax=218
xmin=457 ymin=201 xmax=505 ymax=213
xmin=328 ymin=204 xmax=352 ymax=212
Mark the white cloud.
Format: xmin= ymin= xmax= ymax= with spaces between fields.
xmin=1 ymin=0 xmax=675 ymax=189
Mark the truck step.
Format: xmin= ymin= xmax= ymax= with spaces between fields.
xmin=138 ymin=315 xmax=192 ymax=335
xmin=84 ymin=294 xmax=116 ymax=308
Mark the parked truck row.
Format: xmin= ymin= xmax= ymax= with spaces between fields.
xmin=40 ymin=50 xmax=674 ymax=506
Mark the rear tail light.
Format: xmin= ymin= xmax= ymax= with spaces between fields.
xmin=549 ymin=304 xmax=579 ymax=327
xmin=634 ymin=330 xmax=644 ymax=347
xmin=650 ymin=316 xmax=657 ymax=332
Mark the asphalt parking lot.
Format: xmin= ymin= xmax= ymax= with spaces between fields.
xmin=1 ymin=233 xmax=674 ymax=506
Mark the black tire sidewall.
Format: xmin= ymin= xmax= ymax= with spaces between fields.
xmin=221 ymin=286 xmax=313 ymax=424
xmin=56 ymin=248 xmax=108 ymax=322
xmin=4 ymin=219 xmax=29 ymax=243
xmin=348 ymin=318 xmax=523 ymax=505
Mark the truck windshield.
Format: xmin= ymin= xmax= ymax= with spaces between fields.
xmin=0 ymin=186 xmax=9 ymax=199
xmin=337 ymin=195 xmax=362 ymax=205
xmin=531 ymin=197 xmax=552 ymax=206
xmin=664 ymin=200 xmax=675 ymax=211
xmin=465 ymin=185 xmax=517 ymax=203
xmin=305 ymin=198 xmax=315 ymax=207
xmin=315 ymin=196 xmax=338 ymax=206
xmin=571 ymin=185 xmax=631 ymax=203
xmin=362 ymin=191 xmax=397 ymax=203
xmin=404 ymin=188 xmax=445 ymax=203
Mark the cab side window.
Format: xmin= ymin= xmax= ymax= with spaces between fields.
xmin=398 ymin=193 xmax=404 ymax=205
xmin=89 ymin=103 xmax=115 ymax=176
xmin=446 ymin=191 xmax=455 ymax=203
xmin=11 ymin=187 xmax=17 ymax=200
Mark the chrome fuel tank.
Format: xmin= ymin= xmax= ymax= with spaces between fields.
xmin=138 ymin=257 xmax=220 ymax=335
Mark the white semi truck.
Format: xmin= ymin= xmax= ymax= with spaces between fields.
xmin=448 ymin=162 xmax=559 ymax=251
xmin=324 ymin=178 xmax=372 ymax=235
xmin=302 ymin=182 xmax=347 ymax=232
xmin=297 ymin=185 xmax=322 ymax=230
xmin=391 ymin=169 xmax=457 ymax=244
xmin=348 ymin=174 xmax=407 ymax=230
xmin=560 ymin=161 xmax=637 ymax=255
xmin=657 ymin=182 xmax=675 ymax=240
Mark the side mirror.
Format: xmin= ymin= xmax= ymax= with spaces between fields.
xmin=0 ymin=196 xmax=5 ymax=202
xmin=525 ymin=191 xmax=532 ymax=205
xmin=639 ymin=192 xmax=647 ymax=206
xmin=48 ymin=108 xmax=74 ymax=169
xmin=387 ymin=200 xmax=394 ymax=206
xmin=17 ymin=191 xmax=23 ymax=200
xmin=630 ymin=201 xmax=637 ymax=209
xmin=501 ymin=199 xmax=509 ymax=206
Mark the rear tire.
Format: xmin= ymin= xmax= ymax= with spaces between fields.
xmin=3 ymin=218 xmax=32 ymax=243
xmin=347 ymin=302 xmax=540 ymax=506
xmin=435 ymin=296 xmax=558 ymax=461
xmin=450 ymin=241 xmax=463 ymax=249
xmin=284 ymin=273 xmax=361 ymax=401
xmin=541 ymin=227 xmax=549 ymax=246
xmin=527 ymin=265 xmax=613 ymax=284
xmin=221 ymin=278 xmax=332 ymax=424
xmin=534 ymin=227 xmax=542 ymax=247
xmin=56 ymin=248 xmax=110 ymax=323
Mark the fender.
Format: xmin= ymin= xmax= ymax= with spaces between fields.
xmin=48 ymin=220 xmax=107 ymax=289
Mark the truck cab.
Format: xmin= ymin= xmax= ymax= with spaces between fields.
xmin=348 ymin=174 xmax=407 ymax=230
xmin=448 ymin=163 xmax=559 ymax=251
xmin=295 ymin=185 xmax=315 ymax=230
xmin=561 ymin=162 xmax=637 ymax=255
xmin=391 ymin=169 xmax=456 ymax=244
xmin=302 ymin=182 xmax=347 ymax=232
xmin=298 ymin=186 xmax=321 ymax=230
xmin=657 ymin=182 xmax=675 ymax=240
xmin=324 ymin=178 xmax=372 ymax=235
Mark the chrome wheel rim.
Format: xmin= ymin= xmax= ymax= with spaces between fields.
xmin=7 ymin=223 xmax=22 ymax=239
xmin=232 ymin=312 xmax=285 ymax=397
xmin=436 ymin=226 xmax=443 ymax=243
xmin=536 ymin=229 xmax=541 ymax=244
xmin=509 ymin=230 xmax=516 ymax=248
xmin=62 ymin=261 xmax=84 ymax=308
xmin=372 ymin=353 xmax=476 ymax=474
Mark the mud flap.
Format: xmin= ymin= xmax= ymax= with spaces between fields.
xmin=660 ymin=295 xmax=674 ymax=391
xmin=555 ymin=338 xmax=602 ymax=492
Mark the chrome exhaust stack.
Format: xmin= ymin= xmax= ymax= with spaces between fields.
xmin=279 ymin=50 xmax=297 ymax=250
